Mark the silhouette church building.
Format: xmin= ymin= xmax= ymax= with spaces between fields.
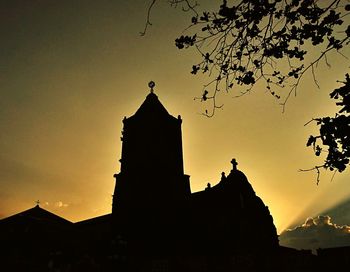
xmin=111 ymin=87 xmax=278 ymax=259
xmin=1 ymin=85 xmax=323 ymax=271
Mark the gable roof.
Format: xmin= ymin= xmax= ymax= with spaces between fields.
xmin=0 ymin=205 xmax=72 ymax=226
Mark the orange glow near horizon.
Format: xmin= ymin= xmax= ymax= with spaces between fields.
xmin=1 ymin=1 xmax=350 ymax=236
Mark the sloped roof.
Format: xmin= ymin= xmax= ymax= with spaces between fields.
xmin=0 ymin=205 xmax=72 ymax=226
xmin=136 ymin=92 xmax=169 ymax=115
xmin=127 ymin=92 xmax=178 ymax=122
xmin=75 ymin=213 xmax=111 ymax=226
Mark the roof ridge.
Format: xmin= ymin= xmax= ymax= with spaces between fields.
xmin=0 ymin=205 xmax=72 ymax=224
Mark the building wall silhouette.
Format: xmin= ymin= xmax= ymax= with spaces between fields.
xmin=112 ymin=92 xmax=191 ymax=256
xmin=3 ymin=90 xmax=340 ymax=272
xmin=111 ymin=91 xmax=278 ymax=259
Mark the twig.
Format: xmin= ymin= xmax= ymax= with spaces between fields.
xmin=299 ymin=166 xmax=323 ymax=185
xmin=304 ymin=118 xmax=317 ymax=126
xmin=330 ymin=170 xmax=338 ymax=182
xmin=140 ymin=0 xmax=157 ymax=36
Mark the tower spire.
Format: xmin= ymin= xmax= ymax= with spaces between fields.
xmin=148 ymin=80 xmax=155 ymax=93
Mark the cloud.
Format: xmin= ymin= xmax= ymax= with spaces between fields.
xmin=279 ymin=215 xmax=350 ymax=250
xmin=54 ymin=201 xmax=69 ymax=208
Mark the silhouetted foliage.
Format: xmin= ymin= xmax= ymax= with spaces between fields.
xmin=173 ymin=0 xmax=349 ymax=115
xmin=305 ymin=74 xmax=350 ymax=178
xmin=143 ymin=0 xmax=350 ymax=174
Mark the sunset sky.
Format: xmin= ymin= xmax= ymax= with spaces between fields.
xmin=1 ymin=0 xmax=350 ymax=240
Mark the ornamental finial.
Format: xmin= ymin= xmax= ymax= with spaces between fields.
xmin=148 ymin=81 xmax=155 ymax=93
xmin=231 ymin=158 xmax=238 ymax=171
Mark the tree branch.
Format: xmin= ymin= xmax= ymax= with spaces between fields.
xmin=140 ymin=0 xmax=157 ymax=36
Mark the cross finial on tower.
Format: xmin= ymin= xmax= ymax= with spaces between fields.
xmin=35 ymin=200 xmax=40 ymax=207
xmin=231 ymin=158 xmax=238 ymax=171
xmin=148 ymin=81 xmax=155 ymax=93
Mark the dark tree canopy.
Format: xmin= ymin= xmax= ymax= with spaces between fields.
xmin=174 ymin=0 xmax=349 ymax=111
xmin=306 ymin=74 xmax=350 ymax=180
xmin=144 ymin=0 xmax=350 ymax=175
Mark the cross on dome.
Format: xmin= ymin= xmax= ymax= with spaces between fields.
xmin=231 ymin=158 xmax=238 ymax=171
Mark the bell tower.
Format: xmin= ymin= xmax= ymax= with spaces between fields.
xmin=112 ymin=83 xmax=190 ymax=251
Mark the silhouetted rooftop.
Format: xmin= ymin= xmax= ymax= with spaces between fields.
xmin=75 ymin=213 xmax=112 ymax=226
xmin=126 ymin=92 xmax=178 ymax=122
xmin=0 ymin=205 xmax=72 ymax=225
